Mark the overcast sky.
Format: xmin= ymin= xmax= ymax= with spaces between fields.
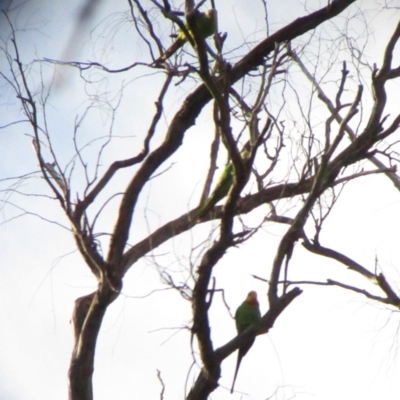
xmin=1 ymin=1 xmax=400 ymax=399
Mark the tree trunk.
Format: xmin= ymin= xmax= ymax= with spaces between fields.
xmin=68 ymin=285 xmax=117 ymax=400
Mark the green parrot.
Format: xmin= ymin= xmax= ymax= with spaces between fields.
xmin=199 ymin=147 xmax=250 ymax=217
xmin=201 ymin=162 xmax=234 ymax=214
xmin=231 ymin=291 xmax=261 ymax=394
xmin=154 ymin=9 xmax=217 ymax=64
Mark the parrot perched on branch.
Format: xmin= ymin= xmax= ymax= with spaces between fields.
xmin=198 ymin=147 xmax=251 ymax=217
xmin=154 ymin=9 xmax=217 ymax=64
xmin=201 ymin=161 xmax=234 ymax=213
xmin=231 ymin=291 xmax=261 ymax=394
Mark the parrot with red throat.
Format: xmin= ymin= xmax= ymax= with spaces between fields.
xmin=231 ymin=290 xmax=261 ymax=393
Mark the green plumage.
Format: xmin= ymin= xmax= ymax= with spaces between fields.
xmin=201 ymin=162 xmax=234 ymax=213
xmin=154 ymin=9 xmax=217 ymax=64
xmin=199 ymin=148 xmax=250 ymax=217
xmin=231 ymin=291 xmax=261 ymax=394
xmin=235 ymin=295 xmax=261 ymax=332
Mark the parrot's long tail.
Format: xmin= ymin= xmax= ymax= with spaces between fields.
xmin=230 ymin=353 xmax=243 ymax=394
xmin=230 ymin=338 xmax=255 ymax=393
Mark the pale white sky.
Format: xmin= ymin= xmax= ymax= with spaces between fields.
xmin=1 ymin=1 xmax=400 ymax=399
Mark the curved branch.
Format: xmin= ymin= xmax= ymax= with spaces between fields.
xmin=187 ymin=287 xmax=302 ymax=400
xmin=302 ymin=240 xmax=376 ymax=280
xmin=74 ymin=74 xmax=173 ymax=220
xmin=302 ymin=240 xmax=400 ymax=308
xmin=110 ymin=0 xmax=358 ymax=270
